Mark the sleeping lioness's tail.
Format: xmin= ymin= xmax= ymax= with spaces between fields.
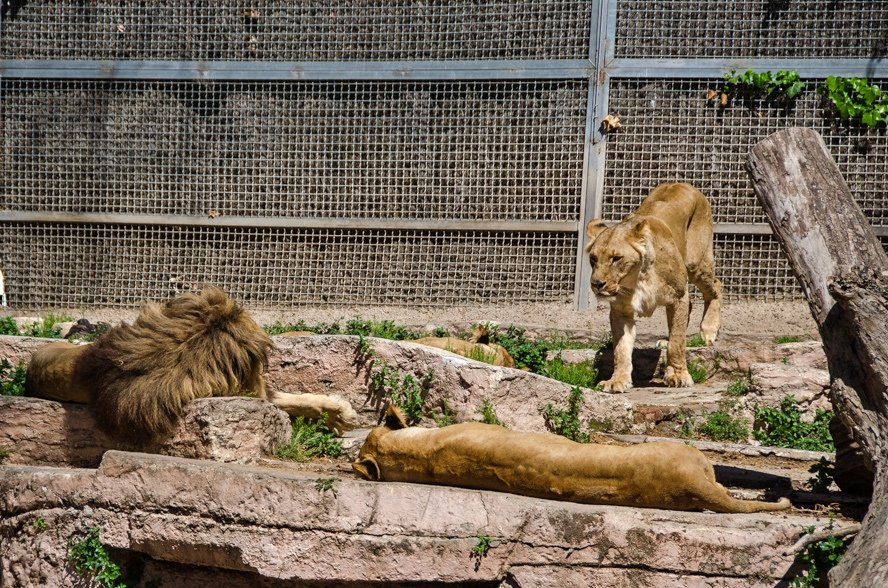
xmin=700 ymin=486 xmax=791 ymax=513
xmin=76 ymin=286 xmax=272 ymax=441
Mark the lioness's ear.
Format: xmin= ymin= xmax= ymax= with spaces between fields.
xmin=384 ymin=405 xmax=409 ymax=430
xmin=352 ymin=457 xmax=380 ymax=481
xmin=585 ymin=219 xmax=608 ymax=241
xmin=630 ymin=220 xmax=656 ymax=264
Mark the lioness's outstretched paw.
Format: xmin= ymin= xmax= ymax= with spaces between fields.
xmin=325 ymin=396 xmax=360 ymax=434
xmin=663 ymin=367 xmax=694 ymax=388
xmin=599 ymin=378 xmax=632 ymax=393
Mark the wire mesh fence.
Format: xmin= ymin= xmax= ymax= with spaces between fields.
xmin=1 ymin=78 xmax=587 ymax=220
xmin=603 ymin=78 xmax=888 ymax=226
xmin=615 ymin=0 xmax=888 ymax=59
xmin=1 ymin=1 xmax=886 ymax=309
xmin=0 ymin=223 xmax=577 ymax=307
xmin=0 ymin=1 xmax=592 ymax=61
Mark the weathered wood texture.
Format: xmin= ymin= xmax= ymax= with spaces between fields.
xmin=747 ymin=127 xmax=888 ymax=586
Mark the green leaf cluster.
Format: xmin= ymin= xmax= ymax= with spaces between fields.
xmin=722 ymin=69 xmax=806 ymax=103
xmin=540 ymin=355 xmax=599 ymax=388
xmin=0 ymin=317 xmax=18 ymax=336
xmin=67 ymin=527 xmax=126 ymax=588
xmin=790 ymin=522 xmax=849 ymax=588
xmin=822 ymin=76 xmax=888 ymax=127
xmin=275 ymin=414 xmax=342 ymax=461
xmin=477 ymin=398 xmax=504 ymax=426
xmin=753 ymin=396 xmax=834 ymax=452
xmin=370 ymin=361 xmax=434 ymax=425
xmin=698 ymin=410 xmax=750 ymax=443
xmin=543 ymin=386 xmax=591 ymax=443
xmin=807 ymin=457 xmax=836 ymax=493
xmin=0 ymin=358 xmax=27 ymax=396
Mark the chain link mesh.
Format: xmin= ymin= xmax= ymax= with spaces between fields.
xmin=615 ymin=0 xmax=888 ymax=58
xmin=0 ymin=223 xmax=577 ymax=308
xmin=0 ymin=1 xmax=592 ymax=61
xmin=603 ymin=78 xmax=888 ymax=227
xmin=2 ymin=79 xmax=587 ymax=221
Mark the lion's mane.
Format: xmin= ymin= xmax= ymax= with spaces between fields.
xmin=76 ymin=286 xmax=273 ymax=440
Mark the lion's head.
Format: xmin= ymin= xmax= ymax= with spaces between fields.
xmin=584 ymin=217 xmax=655 ymax=299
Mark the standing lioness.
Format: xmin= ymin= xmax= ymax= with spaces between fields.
xmin=586 ymin=183 xmax=721 ymax=391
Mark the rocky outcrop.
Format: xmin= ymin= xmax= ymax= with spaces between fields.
xmin=1 ymin=334 xmax=633 ymax=437
xmin=0 ymin=450 xmax=834 ymax=587
xmin=746 ymin=363 xmax=832 ymax=420
xmin=0 ymin=396 xmax=290 ymax=467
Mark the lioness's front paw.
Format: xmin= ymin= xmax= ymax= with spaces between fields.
xmin=599 ymin=378 xmax=632 ymax=393
xmin=663 ymin=367 xmax=694 ymax=388
xmin=701 ymin=330 xmax=718 ymax=346
xmin=326 ymin=396 xmax=360 ymax=434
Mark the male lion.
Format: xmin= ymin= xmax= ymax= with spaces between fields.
xmin=25 ymin=286 xmax=358 ymax=441
xmin=353 ymin=407 xmax=789 ymax=513
xmin=586 ymin=182 xmax=722 ymax=391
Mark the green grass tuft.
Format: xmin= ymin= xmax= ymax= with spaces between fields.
xmin=0 ymin=359 xmax=27 ymax=396
xmin=753 ymin=396 xmax=834 ymax=452
xmin=541 ymin=355 xmax=599 ymax=388
xmin=543 ymin=386 xmax=590 ymax=443
xmin=275 ymin=414 xmax=342 ymax=462
xmin=67 ymin=527 xmax=125 ymax=588
xmin=478 ymin=399 xmax=504 ymax=427
xmin=698 ymin=410 xmax=750 ymax=443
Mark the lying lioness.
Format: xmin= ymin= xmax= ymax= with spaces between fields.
xmin=410 ymin=325 xmax=515 ymax=368
xmin=353 ymin=407 xmax=789 ymax=513
xmin=586 ymin=182 xmax=722 ymax=391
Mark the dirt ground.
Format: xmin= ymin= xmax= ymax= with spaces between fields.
xmin=59 ymin=298 xmax=820 ymax=343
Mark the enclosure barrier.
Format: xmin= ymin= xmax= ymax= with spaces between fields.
xmin=1 ymin=1 xmax=886 ymax=309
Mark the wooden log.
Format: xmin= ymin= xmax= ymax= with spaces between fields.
xmin=746 ymin=127 xmax=888 ymax=586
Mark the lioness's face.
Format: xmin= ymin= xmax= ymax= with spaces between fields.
xmin=585 ymin=221 xmax=644 ymax=298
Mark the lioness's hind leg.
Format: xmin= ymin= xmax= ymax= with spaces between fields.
xmin=692 ymin=273 xmax=721 ymax=346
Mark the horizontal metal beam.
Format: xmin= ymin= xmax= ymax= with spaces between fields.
xmin=714 ymin=222 xmax=888 ymax=237
xmin=606 ymin=58 xmax=888 ymax=79
xmin=0 ymin=59 xmax=594 ymax=81
xmin=0 ymin=211 xmax=578 ymax=233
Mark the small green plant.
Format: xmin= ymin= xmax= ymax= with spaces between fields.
xmin=275 ymin=414 xmax=342 ymax=462
xmin=0 ymin=316 xmax=18 ymax=335
xmin=541 ymin=355 xmax=599 ymax=389
xmin=685 ymin=333 xmax=706 ymax=348
xmin=687 ymin=360 xmax=708 ymax=384
xmin=67 ymin=527 xmax=126 ymax=588
xmin=345 ymin=318 xmax=422 ymax=340
xmin=478 ymin=399 xmax=504 ymax=427
xmin=463 ymin=344 xmax=499 ymax=365
xmin=22 ymin=314 xmax=73 ymax=338
xmin=0 ymin=359 xmax=27 ymax=396
xmin=775 ymin=335 xmax=804 ymax=344
xmin=471 ymin=535 xmax=492 ymax=558
xmin=33 ymin=516 xmax=47 ymax=531
xmin=677 ymin=409 xmax=697 ymax=438
xmin=790 ymin=520 xmax=850 ymax=588
xmin=725 ymin=376 xmax=750 ymax=397
xmin=698 ymin=408 xmax=750 ymax=443
xmin=370 ymin=361 xmax=434 ymax=425
xmin=314 ymin=477 xmax=338 ymax=497
xmin=721 ymin=68 xmax=806 ymax=106
xmin=821 ymin=76 xmax=888 ymax=127
xmin=807 ymin=457 xmax=837 ymax=493
xmin=433 ymin=398 xmax=456 ymax=427
xmin=0 ymin=447 xmax=9 ymax=461
xmin=753 ymin=396 xmax=835 ymax=452
xmin=543 ymin=386 xmax=590 ymax=443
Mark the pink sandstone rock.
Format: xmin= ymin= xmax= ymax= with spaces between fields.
xmin=0 ymin=396 xmax=290 ymax=467
xmin=0 ymin=450 xmax=837 ymax=587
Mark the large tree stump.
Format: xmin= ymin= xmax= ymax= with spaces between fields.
xmin=747 ymin=127 xmax=888 ymax=586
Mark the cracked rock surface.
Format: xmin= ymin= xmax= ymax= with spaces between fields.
xmin=2 ymin=451 xmax=818 ymax=587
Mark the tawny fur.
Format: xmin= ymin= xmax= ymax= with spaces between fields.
xmin=25 ymin=287 xmax=358 ymax=441
xmin=585 ymin=182 xmax=722 ymax=392
xmin=411 ymin=325 xmax=515 ymax=368
xmin=354 ymin=407 xmax=790 ymax=514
